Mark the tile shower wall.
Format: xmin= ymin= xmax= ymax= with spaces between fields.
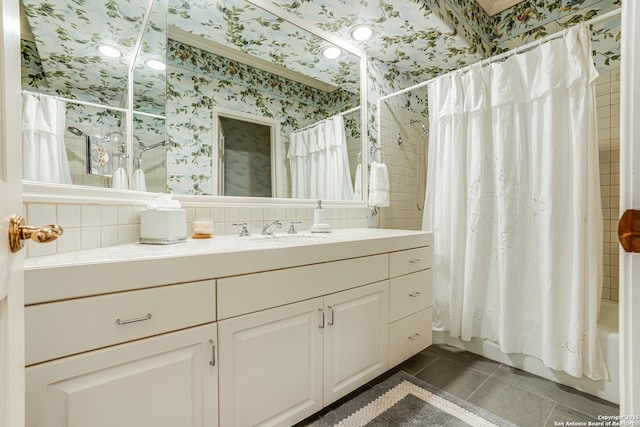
xmin=376 ymin=97 xmax=429 ymax=231
xmin=22 ymin=201 xmax=369 ymax=259
xmin=596 ymin=68 xmax=620 ymax=302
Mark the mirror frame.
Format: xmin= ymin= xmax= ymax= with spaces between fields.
xmin=22 ymin=0 xmax=369 ymax=208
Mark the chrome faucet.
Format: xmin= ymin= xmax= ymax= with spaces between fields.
xmin=261 ymin=220 xmax=282 ymax=235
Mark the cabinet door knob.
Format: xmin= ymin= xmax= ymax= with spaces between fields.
xmin=116 ymin=313 xmax=152 ymax=325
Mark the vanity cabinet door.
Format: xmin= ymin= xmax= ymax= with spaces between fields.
xmin=218 ymin=298 xmax=324 ymax=427
xmin=26 ymin=323 xmax=218 ymax=427
xmin=323 ymin=281 xmax=389 ymax=405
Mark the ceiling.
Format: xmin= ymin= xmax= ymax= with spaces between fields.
xmin=268 ymin=0 xmax=621 ymax=88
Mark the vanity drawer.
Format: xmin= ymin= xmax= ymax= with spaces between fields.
xmin=389 ymin=246 xmax=433 ymax=278
xmin=389 ymin=269 xmax=433 ymax=323
xmin=25 ymin=280 xmax=216 ymax=365
xmin=217 ymin=254 xmax=388 ymax=319
xmin=389 ymin=307 xmax=432 ymax=368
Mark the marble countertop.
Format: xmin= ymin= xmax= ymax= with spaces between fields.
xmin=24 ymin=228 xmax=433 ymax=305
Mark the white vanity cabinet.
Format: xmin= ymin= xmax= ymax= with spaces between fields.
xmin=26 ymin=324 xmax=219 ymax=427
xmin=24 ymin=229 xmax=434 ymax=427
xmin=388 ymin=246 xmax=434 ymax=367
xmin=24 ymin=280 xmax=219 ymax=427
xmin=217 ymin=257 xmax=390 ymax=427
xmin=322 ymin=281 xmax=389 ymax=405
xmin=218 ymin=298 xmax=324 ymax=427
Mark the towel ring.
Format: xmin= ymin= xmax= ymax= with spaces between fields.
xmin=370 ymin=146 xmax=386 ymax=163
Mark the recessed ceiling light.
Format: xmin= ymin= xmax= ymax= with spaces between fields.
xmin=145 ymin=59 xmax=166 ymax=71
xmin=350 ymin=25 xmax=375 ymax=42
xmin=322 ymin=46 xmax=342 ymax=59
xmin=97 ymin=44 xmax=122 ymax=58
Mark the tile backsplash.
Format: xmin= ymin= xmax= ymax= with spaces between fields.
xmin=23 ymin=201 xmax=369 ymax=258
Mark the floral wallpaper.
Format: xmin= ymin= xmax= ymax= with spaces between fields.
xmin=166 ymin=40 xmax=360 ymax=195
xmin=20 ymin=0 xmax=621 ymax=198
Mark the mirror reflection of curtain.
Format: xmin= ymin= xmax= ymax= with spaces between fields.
xmin=22 ymin=92 xmax=72 ymax=184
xmin=287 ymin=115 xmax=354 ymax=200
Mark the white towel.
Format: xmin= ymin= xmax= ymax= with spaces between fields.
xmin=353 ymin=163 xmax=362 ymax=201
xmin=131 ymin=169 xmax=146 ymax=192
xmin=112 ymin=167 xmax=129 ymax=190
xmin=368 ymin=160 xmax=390 ymax=207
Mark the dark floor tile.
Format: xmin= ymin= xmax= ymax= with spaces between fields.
xmin=544 ymin=404 xmax=598 ymax=427
xmin=396 ymin=349 xmax=441 ymax=375
xmin=415 ymin=357 xmax=489 ymax=400
xmin=492 ymin=365 xmax=619 ymax=418
xmin=367 ymin=365 xmax=404 ymax=387
xmin=468 ymin=377 xmax=555 ymax=427
xmin=424 ymin=343 xmax=502 ymax=375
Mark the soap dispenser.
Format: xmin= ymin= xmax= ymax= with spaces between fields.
xmin=310 ymin=200 xmax=331 ymax=233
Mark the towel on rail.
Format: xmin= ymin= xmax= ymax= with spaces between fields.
xmin=368 ymin=160 xmax=390 ymax=207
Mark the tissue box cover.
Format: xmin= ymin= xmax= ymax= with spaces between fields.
xmin=140 ymin=209 xmax=187 ymax=244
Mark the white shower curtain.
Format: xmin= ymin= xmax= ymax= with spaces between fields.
xmin=288 ymin=115 xmax=354 ymax=200
xmin=22 ymin=92 xmax=72 ymax=184
xmin=423 ymin=25 xmax=607 ymax=380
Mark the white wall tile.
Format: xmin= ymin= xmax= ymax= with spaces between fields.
xmin=118 ymin=206 xmax=135 ymax=224
xmin=81 ymin=226 xmax=101 ymax=250
xmin=57 ymin=205 xmax=81 ymax=228
xmin=26 ymin=239 xmax=57 ymax=257
xmin=57 ymin=227 xmax=81 ymax=253
xmin=101 ymin=226 xmax=119 ymax=247
xmin=28 ymin=203 xmax=56 ymax=226
xmin=81 ymin=205 xmax=101 ymax=227
xmin=101 ymin=206 xmax=118 ymax=225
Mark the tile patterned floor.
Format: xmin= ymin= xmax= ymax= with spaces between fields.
xmin=297 ymin=343 xmax=619 ymax=427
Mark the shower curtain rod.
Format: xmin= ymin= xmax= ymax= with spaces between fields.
xmin=22 ymin=90 xmax=128 ymax=112
xmin=293 ymin=106 xmax=361 ymax=132
xmin=379 ymin=7 xmax=622 ymax=102
xmin=338 ymin=106 xmax=361 ymax=116
xmin=21 ymin=90 xmax=166 ymax=120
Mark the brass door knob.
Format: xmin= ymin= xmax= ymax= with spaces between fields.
xmin=8 ymin=214 xmax=63 ymax=253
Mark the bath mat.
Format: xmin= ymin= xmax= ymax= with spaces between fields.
xmin=309 ymin=371 xmax=517 ymax=427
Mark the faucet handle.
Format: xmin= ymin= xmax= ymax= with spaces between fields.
xmin=288 ymin=221 xmax=302 ymax=235
xmin=232 ymin=222 xmax=250 ymax=237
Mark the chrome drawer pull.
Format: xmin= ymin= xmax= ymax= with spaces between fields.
xmin=327 ymin=306 xmax=334 ymax=326
xmin=209 ymin=339 xmax=216 ymax=366
xmin=409 ymin=258 xmax=421 ymax=264
xmin=318 ymin=308 xmax=325 ymax=329
xmin=116 ymin=313 xmax=152 ymax=325
xmin=409 ymin=291 xmax=421 ymax=298
xmin=408 ymin=333 xmax=421 ymax=340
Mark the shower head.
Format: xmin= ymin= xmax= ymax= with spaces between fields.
xmin=410 ymin=119 xmax=428 ymax=135
xmin=67 ymin=126 xmax=86 ymax=137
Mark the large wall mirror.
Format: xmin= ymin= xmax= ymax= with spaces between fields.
xmin=20 ymin=0 xmax=367 ymax=204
